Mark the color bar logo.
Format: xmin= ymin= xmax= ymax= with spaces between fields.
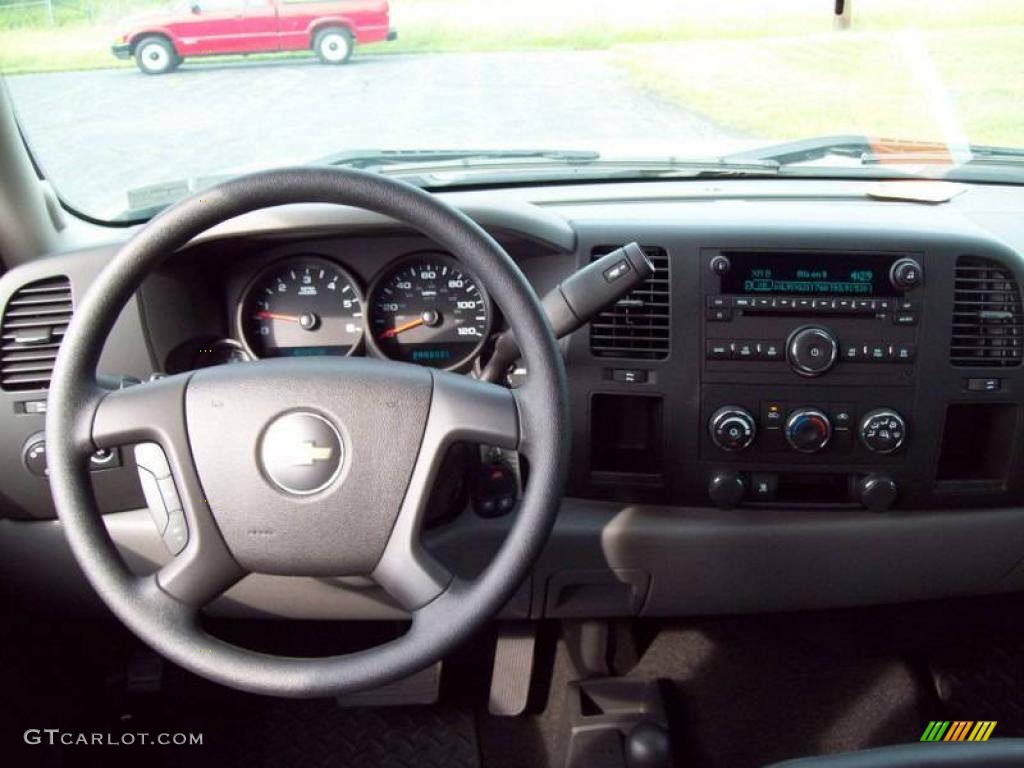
xmin=920 ymin=721 xmax=997 ymax=742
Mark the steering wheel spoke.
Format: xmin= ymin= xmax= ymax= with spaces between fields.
xmin=372 ymin=372 xmax=519 ymax=610
xmin=91 ymin=376 xmax=246 ymax=607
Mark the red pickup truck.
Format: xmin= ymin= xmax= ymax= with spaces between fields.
xmin=112 ymin=0 xmax=396 ymax=74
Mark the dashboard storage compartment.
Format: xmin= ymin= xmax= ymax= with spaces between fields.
xmin=937 ymin=403 xmax=1020 ymax=485
xmin=590 ymin=394 xmax=664 ymax=482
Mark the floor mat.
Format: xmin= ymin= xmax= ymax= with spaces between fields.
xmin=219 ymin=702 xmax=481 ymax=768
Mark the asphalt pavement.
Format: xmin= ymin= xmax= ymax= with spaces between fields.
xmin=6 ymin=51 xmax=724 ymax=217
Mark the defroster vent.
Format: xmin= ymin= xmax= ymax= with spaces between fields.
xmin=589 ymin=246 xmax=670 ymax=359
xmin=951 ymin=256 xmax=1023 ymax=367
xmin=1 ymin=276 xmax=73 ymax=391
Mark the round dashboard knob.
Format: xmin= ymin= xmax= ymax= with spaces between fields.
xmin=855 ymin=474 xmax=898 ymax=512
xmin=890 ymin=257 xmax=923 ymax=290
xmin=786 ymin=326 xmax=838 ymax=377
xmin=708 ymin=471 xmax=746 ymax=510
xmin=709 ymin=406 xmax=756 ymax=452
xmin=785 ymin=408 xmax=832 ymax=453
xmin=859 ymin=408 xmax=906 ymax=454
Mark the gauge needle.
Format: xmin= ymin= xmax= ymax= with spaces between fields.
xmin=254 ymin=311 xmax=300 ymax=322
xmin=380 ymin=317 xmax=425 ymax=339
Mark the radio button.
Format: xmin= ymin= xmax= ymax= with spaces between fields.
xmin=795 ymin=298 xmax=813 ymax=311
xmin=734 ymin=296 xmax=753 ymax=308
xmin=813 ymin=298 xmax=835 ymax=310
xmin=835 ymin=298 xmax=853 ymax=311
xmin=754 ymin=297 xmax=773 ymax=309
xmin=867 ymin=343 xmax=888 ymax=361
xmin=707 ymin=307 xmax=733 ymax=322
xmin=707 ymin=295 xmax=731 ymax=308
xmin=706 ymin=341 xmax=731 ymax=360
xmin=855 ymin=299 xmax=876 ymax=311
xmin=842 ymin=343 xmax=861 ymax=361
xmin=787 ymin=326 xmax=839 ymax=377
xmin=776 ymin=297 xmax=794 ymax=309
xmin=894 ymin=343 xmax=916 ymax=361
xmin=893 ymin=311 xmax=918 ymax=326
xmin=890 ymin=258 xmax=923 ymax=290
xmin=756 ymin=341 xmax=784 ymax=361
xmin=735 ymin=341 xmax=756 ymax=359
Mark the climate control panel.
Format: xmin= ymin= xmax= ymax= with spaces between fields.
xmin=701 ymin=383 xmax=913 ymax=466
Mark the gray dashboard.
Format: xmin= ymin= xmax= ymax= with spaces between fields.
xmin=4 ymin=178 xmax=1024 ymax=620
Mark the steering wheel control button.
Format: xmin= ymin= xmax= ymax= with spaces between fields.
xmin=259 ymin=411 xmax=344 ymax=496
xmin=709 ymin=406 xmax=757 ymax=452
xmin=134 ymin=442 xmax=171 ymax=478
xmin=784 ymin=408 xmax=832 ymax=453
xmin=859 ymin=409 xmax=906 ymax=454
xmin=133 ymin=443 xmax=183 ymax=540
xmin=163 ymin=510 xmax=189 ymax=555
xmin=787 ymin=326 xmax=838 ymax=377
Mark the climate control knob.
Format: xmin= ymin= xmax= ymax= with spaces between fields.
xmin=785 ymin=408 xmax=832 ymax=453
xmin=709 ymin=406 xmax=756 ymax=452
xmin=786 ymin=326 xmax=838 ymax=377
xmin=859 ymin=409 xmax=906 ymax=454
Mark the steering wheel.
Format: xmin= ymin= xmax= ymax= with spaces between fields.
xmin=45 ymin=168 xmax=570 ymax=698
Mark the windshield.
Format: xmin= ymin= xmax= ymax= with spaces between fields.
xmin=1 ymin=0 xmax=1021 ymax=220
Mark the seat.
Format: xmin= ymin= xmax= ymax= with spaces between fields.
xmin=765 ymin=740 xmax=1024 ymax=768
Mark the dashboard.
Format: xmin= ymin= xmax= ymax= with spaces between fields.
xmin=4 ymin=178 xmax=1024 ymax=621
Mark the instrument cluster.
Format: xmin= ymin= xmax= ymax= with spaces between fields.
xmin=228 ymin=251 xmax=493 ymax=371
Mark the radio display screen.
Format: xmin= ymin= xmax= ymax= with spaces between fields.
xmin=719 ymin=252 xmax=899 ymax=296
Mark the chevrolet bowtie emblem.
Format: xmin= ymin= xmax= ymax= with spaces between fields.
xmin=260 ymin=412 xmax=344 ymax=496
xmin=291 ymin=441 xmax=333 ymax=466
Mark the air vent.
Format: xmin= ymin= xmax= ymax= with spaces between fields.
xmin=589 ymin=246 xmax=670 ymax=359
xmin=951 ymin=256 xmax=1023 ymax=367
xmin=1 ymin=276 xmax=73 ymax=391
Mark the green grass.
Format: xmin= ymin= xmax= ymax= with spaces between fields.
xmin=619 ymin=24 xmax=1024 ymax=147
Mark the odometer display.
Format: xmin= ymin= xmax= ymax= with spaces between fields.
xmin=368 ymin=254 xmax=492 ymax=369
xmin=238 ymin=257 xmax=364 ymax=358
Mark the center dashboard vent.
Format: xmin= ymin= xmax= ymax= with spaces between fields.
xmin=589 ymin=246 xmax=670 ymax=359
xmin=951 ymin=256 xmax=1023 ymax=368
xmin=1 ymin=276 xmax=73 ymax=391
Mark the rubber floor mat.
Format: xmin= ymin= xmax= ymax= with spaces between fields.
xmin=220 ymin=702 xmax=481 ymax=768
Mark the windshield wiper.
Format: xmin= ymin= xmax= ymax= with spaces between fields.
xmin=316 ymin=148 xmax=604 ymax=170
xmin=726 ymin=134 xmax=1024 ymax=169
xmin=316 ymin=147 xmax=782 ymax=185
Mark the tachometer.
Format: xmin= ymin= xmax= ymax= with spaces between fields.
xmin=237 ymin=257 xmax=364 ymax=358
xmin=367 ymin=253 xmax=492 ymax=369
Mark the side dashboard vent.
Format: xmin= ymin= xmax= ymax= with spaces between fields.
xmin=951 ymin=256 xmax=1023 ymax=368
xmin=1 ymin=276 xmax=73 ymax=391
xmin=589 ymin=246 xmax=670 ymax=360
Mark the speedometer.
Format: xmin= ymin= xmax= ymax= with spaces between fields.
xmin=367 ymin=253 xmax=492 ymax=369
xmin=237 ymin=257 xmax=364 ymax=358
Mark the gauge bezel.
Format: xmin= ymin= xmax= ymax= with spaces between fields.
xmin=235 ymin=255 xmax=366 ymax=360
xmin=365 ymin=251 xmax=494 ymax=372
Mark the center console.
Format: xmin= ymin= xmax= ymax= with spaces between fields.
xmin=701 ymin=248 xmax=924 ymax=510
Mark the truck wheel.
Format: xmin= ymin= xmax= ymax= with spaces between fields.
xmin=314 ymin=27 xmax=353 ymax=65
xmin=134 ymin=36 xmax=177 ymax=75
